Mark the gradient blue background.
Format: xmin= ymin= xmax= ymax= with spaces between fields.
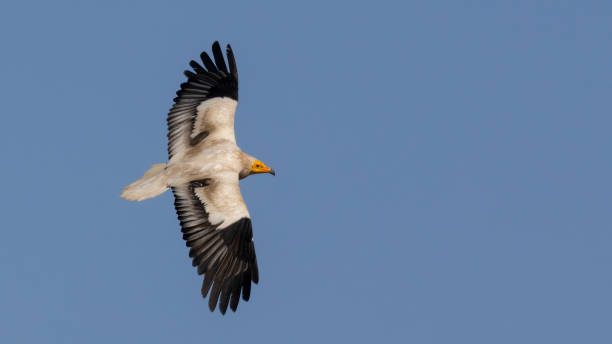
xmin=1 ymin=1 xmax=611 ymax=343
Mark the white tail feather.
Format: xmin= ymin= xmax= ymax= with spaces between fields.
xmin=120 ymin=163 xmax=169 ymax=201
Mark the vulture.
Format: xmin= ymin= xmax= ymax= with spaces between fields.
xmin=121 ymin=41 xmax=274 ymax=314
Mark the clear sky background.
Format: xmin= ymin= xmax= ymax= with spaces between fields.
xmin=1 ymin=1 xmax=611 ymax=343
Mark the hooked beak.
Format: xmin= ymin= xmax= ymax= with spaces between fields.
xmin=269 ymin=169 xmax=276 ymax=176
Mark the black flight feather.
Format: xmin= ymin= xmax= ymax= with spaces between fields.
xmin=226 ymin=44 xmax=238 ymax=81
xmin=229 ymin=277 xmax=241 ymax=311
xmin=183 ymin=70 xmax=196 ymax=79
xmin=189 ymin=60 xmax=207 ymax=74
xmin=211 ymin=41 xmax=228 ymax=74
xmin=200 ymin=51 xmax=217 ymax=72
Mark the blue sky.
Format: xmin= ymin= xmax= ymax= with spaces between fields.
xmin=1 ymin=1 xmax=611 ymax=343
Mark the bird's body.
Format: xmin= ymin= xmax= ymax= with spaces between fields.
xmin=121 ymin=42 xmax=274 ymax=314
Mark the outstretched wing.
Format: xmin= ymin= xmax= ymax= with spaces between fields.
xmin=167 ymin=41 xmax=239 ymax=159
xmin=171 ymin=172 xmax=258 ymax=314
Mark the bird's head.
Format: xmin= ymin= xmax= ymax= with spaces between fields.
xmin=250 ymin=159 xmax=275 ymax=176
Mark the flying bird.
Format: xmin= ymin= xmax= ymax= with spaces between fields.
xmin=121 ymin=41 xmax=275 ymax=314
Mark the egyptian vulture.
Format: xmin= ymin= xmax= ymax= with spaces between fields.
xmin=121 ymin=41 xmax=274 ymax=314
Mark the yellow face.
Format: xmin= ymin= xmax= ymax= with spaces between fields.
xmin=250 ymin=160 xmax=275 ymax=175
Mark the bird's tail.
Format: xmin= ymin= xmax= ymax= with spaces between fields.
xmin=120 ymin=163 xmax=169 ymax=201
